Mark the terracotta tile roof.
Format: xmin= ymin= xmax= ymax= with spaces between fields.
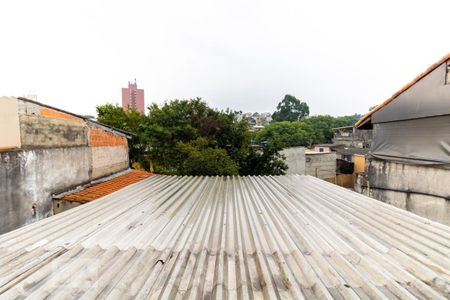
xmin=59 ymin=170 xmax=151 ymax=204
xmin=355 ymin=53 xmax=450 ymax=128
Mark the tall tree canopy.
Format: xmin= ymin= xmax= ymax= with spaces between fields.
xmin=272 ymin=94 xmax=309 ymax=122
xmin=142 ymin=98 xmax=249 ymax=175
xmin=98 ymin=98 xmax=286 ymax=176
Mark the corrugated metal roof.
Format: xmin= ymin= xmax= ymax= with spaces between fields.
xmin=1 ymin=175 xmax=450 ymax=299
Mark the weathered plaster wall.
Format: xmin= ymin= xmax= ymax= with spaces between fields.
xmin=0 ymin=147 xmax=91 ymax=234
xmin=281 ymin=147 xmax=306 ymax=175
xmin=91 ymin=146 xmax=129 ymax=179
xmin=305 ymin=152 xmax=336 ymax=180
xmin=355 ymin=158 xmax=450 ymax=225
xmin=19 ymin=115 xmax=88 ymax=148
xmin=17 ymin=99 xmax=88 ymax=148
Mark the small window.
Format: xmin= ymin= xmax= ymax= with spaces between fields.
xmin=319 ymin=147 xmax=324 ymax=152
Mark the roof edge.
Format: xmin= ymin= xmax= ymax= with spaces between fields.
xmin=355 ymin=53 xmax=450 ymax=128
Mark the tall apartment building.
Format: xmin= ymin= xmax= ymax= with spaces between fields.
xmin=122 ymin=79 xmax=145 ymax=113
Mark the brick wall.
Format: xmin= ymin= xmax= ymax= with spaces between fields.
xmin=89 ymin=128 xmax=128 ymax=147
xmin=39 ymin=108 xmax=81 ymax=122
xmin=89 ymin=127 xmax=129 ymax=178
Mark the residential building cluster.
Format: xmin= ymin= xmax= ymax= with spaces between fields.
xmin=238 ymin=111 xmax=272 ymax=131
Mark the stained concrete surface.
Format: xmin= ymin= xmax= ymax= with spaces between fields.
xmin=356 ymin=158 xmax=450 ymax=225
xmin=0 ymin=147 xmax=91 ymax=234
xmin=91 ymin=146 xmax=129 ymax=179
xmin=19 ymin=115 xmax=88 ymax=148
xmin=305 ymin=152 xmax=336 ymax=180
xmin=281 ymin=147 xmax=306 ymax=175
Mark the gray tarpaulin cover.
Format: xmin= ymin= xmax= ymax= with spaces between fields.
xmin=371 ymin=116 xmax=450 ymax=165
xmin=373 ymin=62 xmax=450 ymax=123
xmin=371 ymin=61 xmax=450 ymax=165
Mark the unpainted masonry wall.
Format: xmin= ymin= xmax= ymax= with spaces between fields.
xmin=305 ymin=152 xmax=336 ymax=180
xmin=355 ymin=158 xmax=450 ymax=225
xmin=0 ymin=148 xmax=91 ymax=234
xmin=281 ymin=147 xmax=306 ymax=175
xmin=19 ymin=115 xmax=88 ymax=148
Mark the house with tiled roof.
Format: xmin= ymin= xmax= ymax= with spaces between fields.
xmin=355 ymin=54 xmax=450 ymax=225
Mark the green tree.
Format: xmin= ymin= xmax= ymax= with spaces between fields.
xmin=176 ymin=138 xmax=239 ymax=175
xmin=142 ymin=98 xmax=286 ymax=176
xmin=143 ymin=98 xmax=249 ymax=172
xmin=255 ymin=121 xmax=315 ymax=148
xmin=96 ymin=104 xmax=149 ymax=167
xmin=240 ymin=146 xmax=287 ymax=175
xmin=256 ymin=115 xmax=360 ymax=148
xmin=303 ymin=115 xmax=360 ymax=143
xmin=272 ymin=95 xmax=309 ymax=122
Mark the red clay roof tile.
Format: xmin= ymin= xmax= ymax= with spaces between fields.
xmin=61 ymin=170 xmax=151 ymax=204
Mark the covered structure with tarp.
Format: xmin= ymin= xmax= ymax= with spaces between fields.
xmin=356 ymin=53 xmax=450 ymax=165
xmin=355 ymin=54 xmax=450 ymax=225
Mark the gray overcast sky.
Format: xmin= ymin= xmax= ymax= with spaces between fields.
xmin=1 ymin=0 xmax=450 ymax=117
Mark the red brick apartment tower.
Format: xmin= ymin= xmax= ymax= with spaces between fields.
xmin=121 ymin=79 xmax=145 ymax=113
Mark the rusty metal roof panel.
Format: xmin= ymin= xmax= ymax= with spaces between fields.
xmin=1 ymin=175 xmax=450 ymax=299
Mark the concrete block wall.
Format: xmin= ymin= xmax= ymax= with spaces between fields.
xmin=355 ymin=158 xmax=450 ymax=225
xmin=19 ymin=114 xmax=89 ymax=148
xmin=281 ymin=147 xmax=306 ymax=175
xmin=281 ymin=147 xmax=336 ymax=180
xmin=305 ymin=152 xmax=336 ymax=180
xmin=0 ymin=148 xmax=91 ymax=232
xmin=0 ymin=97 xmax=130 ymax=234
xmin=91 ymin=146 xmax=129 ymax=178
